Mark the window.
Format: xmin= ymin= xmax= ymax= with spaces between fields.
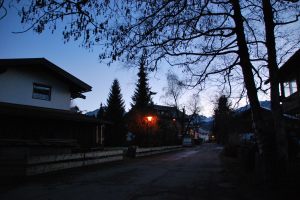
xmin=290 ymin=80 xmax=297 ymax=94
xmin=32 ymin=83 xmax=51 ymax=101
xmin=283 ymin=80 xmax=297 ymax=97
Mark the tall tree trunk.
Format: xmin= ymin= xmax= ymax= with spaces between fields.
xmin=231 ymin=0 xmax=277 ymax=183
xmin=262 ymin=0 xmax=288 ymax=178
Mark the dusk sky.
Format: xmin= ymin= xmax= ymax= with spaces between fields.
xmin=0 ymin=5 xmax=222 ymax=116
xmin=1 ymin=3 xmax=279 ymax=117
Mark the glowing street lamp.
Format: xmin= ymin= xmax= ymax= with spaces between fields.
xmin=144 ymin=115 xmax=154 ymax=147
xmin=146 ymin=116 xmax=153 ymax=123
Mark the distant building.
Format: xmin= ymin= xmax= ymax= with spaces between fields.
xmin=188 ymin=115 xmax=214 ymax=144
xmin=151 ymin=104 xmax=184 ymax=144
xmin=278 ymin=49 xmax=300 ymax=117
xmin=152 ymin=105 xmax=211 ymax=143
xmin=153 ymin=104 xmax=179 ymax=120
xmin=197 ymin=127 xmax=210 ymax=142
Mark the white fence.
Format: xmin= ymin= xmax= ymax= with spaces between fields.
xmin=26 ymin=150 xmax=123 ymax=175
xmin=1 ymin=145 xmax=185 ymax=177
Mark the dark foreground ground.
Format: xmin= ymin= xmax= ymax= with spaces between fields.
xmin=0 ymin=143 xmax=299 ymax=200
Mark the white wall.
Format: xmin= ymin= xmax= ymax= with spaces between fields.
xmin=0 ymin=66 xmax=71 ymax=110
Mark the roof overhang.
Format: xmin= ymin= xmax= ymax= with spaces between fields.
xmin=0 ymin=58 xmax=92 ymax=99
xmin=278 ymin=49 xmax=300 ymax=82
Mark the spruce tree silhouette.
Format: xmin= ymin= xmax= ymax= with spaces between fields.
xmin=131 ymin=54 xmax=152 ymax=110
xmin=213 ymin=95 xmax=232 ymax=145
xmin=105 ymin=79 xmax=126 ymax=146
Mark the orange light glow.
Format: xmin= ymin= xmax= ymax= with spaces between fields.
xmin=146 ymin=116 xmax=153 ymax=122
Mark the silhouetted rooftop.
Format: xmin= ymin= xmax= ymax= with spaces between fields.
xmin=279 ymin=49 xmax=300 ymax=82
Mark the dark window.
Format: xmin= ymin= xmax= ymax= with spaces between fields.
xmin=32 ymin=83 xmax=51 ymax=101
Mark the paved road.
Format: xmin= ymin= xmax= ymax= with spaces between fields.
xmin=0 ymin=144 xmax=273 ymax=200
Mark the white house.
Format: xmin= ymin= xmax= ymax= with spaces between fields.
xmin=198 ymin=127 xmax=210 ymax=142
xmin=0 ymin=58 xmax=114 ymax=177
xmin=0 ymin=58 xmax=91 ymax=110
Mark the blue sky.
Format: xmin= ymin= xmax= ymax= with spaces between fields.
xmin=0 ymin=6 xmax=219 ymax=116
xmin=1 ymin=2 xmax=298 ymax=118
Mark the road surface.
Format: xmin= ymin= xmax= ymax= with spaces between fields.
xmin=0 ymin=143 xmax=290 ymax=200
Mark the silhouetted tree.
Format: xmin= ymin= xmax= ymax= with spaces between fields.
xmin=235 ymin=0 xmax=299 ymax=181
xmin=0 ymin=0 xmax=7 ymax=21
xmin=161 ymin=71 xmax=184 ymax=135
xmin=131 ymin=54 xmax=152 ymax=110
xmin=127 ymin=53 xmax=155 ymax=147
xmin=105 ymin=79 xmax=126 ymax=146
xmin=213 ymin=95 xmax=233 ymax=145
xmin=260 ymin=0 xmax=296 ymax=177
xmin=13 ymin=0 xmax=300 ymax=181
xmin=184 ymin=94 xmax=202 ymax=136
xmin=161 ymin=72 xmax=183 ymax=109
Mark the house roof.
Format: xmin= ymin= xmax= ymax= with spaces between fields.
xmin=153 ymin=104 xmax=177 ymax=111
xmin=153 ymin=104 xmax=182 ymax=118
xmin=234 ymin=103 xmax=300 ymax=121
xmin=0 ymin=58 xmax=92 ymax=99
xmin=279 ymin=49 xmax=300 ymax=82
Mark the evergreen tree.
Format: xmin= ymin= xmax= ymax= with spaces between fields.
xmin=131 ymin=54 xmax=152 ymax=110
xmin=106 ymin=79 xmax=125 ymax=121
xmin=105 ymin=79 xmax=126 ymax=146
xmin=213 ymin=95 xmax=232 ymax=145
xmin=127 ymin=53 xmax=155 ymax=146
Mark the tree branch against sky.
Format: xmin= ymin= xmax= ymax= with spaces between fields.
xmin=13 ymin=0 xmax=243 ymax=93
xmin=7 ymin=0 xmax=300 ymax=181
xmin=161 ymin=71 xmax=183 ymax=109
xmin=13 ymin=0 xmax=298 ymax=97
xmin=0 ymin=0 xmax=7 ymax=20
xmin=260 ymin=0 xmax=299 ymax=175
xmin=8 ymin=2 xmax=299 ymax=105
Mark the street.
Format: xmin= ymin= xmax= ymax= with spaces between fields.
xmin=0 ymin=144 xmax=295 ymax=200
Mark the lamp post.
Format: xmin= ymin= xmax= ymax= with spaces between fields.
xmin=145 ymin=115 xmax=153 ymax=147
